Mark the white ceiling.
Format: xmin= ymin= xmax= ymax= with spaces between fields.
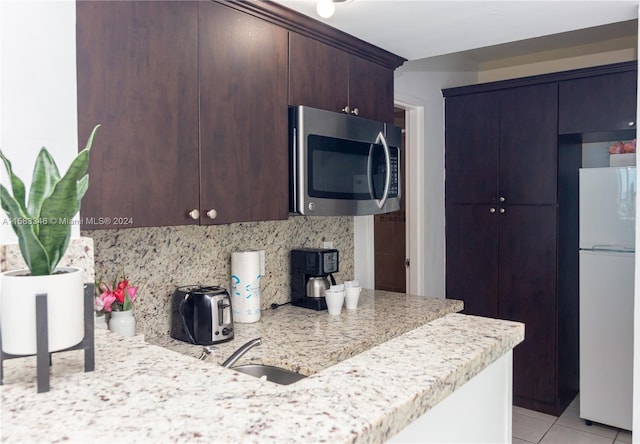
xmin=272 ymin=0 xmax=639 ymax=61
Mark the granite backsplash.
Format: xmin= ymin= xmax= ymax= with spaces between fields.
xmin=83 ymin=216 xmax=354 ymax=337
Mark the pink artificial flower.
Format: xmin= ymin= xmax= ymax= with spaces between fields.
xmin=608 ymin=141 xmax=625 ymax=154
xmin=99 ymin=290 xmax=117 ymax=312
xmin=127 ymin=285 xmax=138 ymax=303
xmin=623 ymin=142 xmax=636 ymax=153
xmin=94 ymin=296 xmax=105 ymax=312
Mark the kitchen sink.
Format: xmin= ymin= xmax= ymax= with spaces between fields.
xmin=232 ymin=364 xmax=307 ymax=385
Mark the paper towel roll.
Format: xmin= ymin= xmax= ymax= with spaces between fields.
xmin=230 ymin=250 xmax=264 ymax=323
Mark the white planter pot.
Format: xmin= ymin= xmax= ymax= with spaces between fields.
xmin=0 ymin=267 xmax=84 ymax=355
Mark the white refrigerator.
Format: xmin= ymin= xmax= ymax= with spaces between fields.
xmin=579 ymin=166 xmax=635 ymax=431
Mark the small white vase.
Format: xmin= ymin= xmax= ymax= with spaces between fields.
xmin=109 ymin=310 xmax=136 ymax=336
xmin=95 ymin=313 xmax=108 ymax=330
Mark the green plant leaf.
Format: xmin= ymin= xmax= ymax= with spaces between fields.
xmin=37 ymin=148 xmax=90 ymax=273
xmin=77 ymin=174 xmax=89 ymax=202
xmin=82 ymin=125 xmax=100 ymax=151
xmin=0 ymin=150 xmax=28 ymax=216
xmin=0 ymin=185 xmax=50 ymax=275
xmin=27 ymin=148 xmax=61 ymax=224
xmin=122 ymin=291 xmax=132 ymax=311
xmin=0 ymin=124 xmax=99 ymax=275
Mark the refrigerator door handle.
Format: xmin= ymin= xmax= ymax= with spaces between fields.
xmin=586 ymin=244 xmax=635 ymax=253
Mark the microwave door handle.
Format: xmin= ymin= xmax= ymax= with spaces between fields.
xmin=367 ymin=142 xmax=376 ymax=199
xmin=375 ymin=131 xmax=392 ymax=209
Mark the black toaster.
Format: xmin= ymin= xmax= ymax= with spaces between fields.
xmin=170 ymin=285 xmax=234 ymax=345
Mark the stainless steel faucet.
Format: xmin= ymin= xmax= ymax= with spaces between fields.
xmin=220 ymin=338 xmax=262 ymax=368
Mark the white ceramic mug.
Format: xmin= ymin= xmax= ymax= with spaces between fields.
xmin=325 ymin=288 xmax=345 ymax=315
xmin=330 ymin=284 xmax=345 ymax=292
xmin=344 ymin=285 xmax=361 ymax=310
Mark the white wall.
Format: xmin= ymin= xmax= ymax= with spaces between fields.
xmin=391 ymin=55 xmax=478 ymax=297
xmin=633 ymin=7 xmax=639 ymax=441
xmin=0 ymin=0 xmax=79 ymax=244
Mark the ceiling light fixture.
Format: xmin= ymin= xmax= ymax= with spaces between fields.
xmin=316 ymin=0 xmax=351 ymax=19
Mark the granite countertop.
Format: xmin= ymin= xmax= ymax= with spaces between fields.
xmin=1 ymin=291 xmax=524 ymax=443
xmin=149 ymin=289 xmax=464 ymax=374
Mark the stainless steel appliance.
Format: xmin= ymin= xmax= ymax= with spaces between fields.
xmin=170 ymin=285 xmax=234 ymax=345
xmin=289 ymin=105 xmax=402 ymax=216
xmin=290 ymin=248 xmax=339 ymax=310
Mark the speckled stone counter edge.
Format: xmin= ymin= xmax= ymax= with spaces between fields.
xmin=0 ymin=312 xmax=524 ymax=444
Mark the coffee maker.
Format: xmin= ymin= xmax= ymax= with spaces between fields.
xmin=290 ymin=248 xmax=339 ymax=310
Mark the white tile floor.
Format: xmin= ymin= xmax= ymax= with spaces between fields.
xmin=513 ymin=395 xmax=632 ymax=444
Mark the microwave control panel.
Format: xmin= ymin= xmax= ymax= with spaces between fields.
xmin=389 ymin=155 xmax=399 ymax=198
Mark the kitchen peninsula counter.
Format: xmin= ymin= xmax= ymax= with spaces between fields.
xmin=150 ymin=289 xmax=465 ymax=374
xmin=1 ymin=291 xmax=524 ymax=443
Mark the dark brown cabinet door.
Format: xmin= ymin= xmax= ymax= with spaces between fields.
xmin=289 ymin=34 xmax=395 ymax=123
xmin=199 ymin=2 xmax=289 ymax=224
xmin=499 ymin=84 xmax=558 ymax=205
xmin=445 ymin=93 xmax=500 ymax=204
xmin=445 ymin=204 xmax=499 ymax=318
xmin=498 ymin=205 xmax=558 ymax=409
xmin=77 ymin=1 xmax=200 ymax=229
xmin=559 ymin=71 xmax=637 ymax=134
xmin=348 ymin=55 xmax=394 ymax=123
xmin=289 ymin=33 xmax=349 ymax=113
xmin=446 ymin=204 xmax=560 ymax=412
xmin=445 ymin=84 xmax=557 ymax=206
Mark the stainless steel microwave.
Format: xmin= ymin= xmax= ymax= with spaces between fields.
xmin=289 ymin=105 xmax=402 ymax=216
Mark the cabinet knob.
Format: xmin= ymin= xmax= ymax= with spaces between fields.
xmin=499 ymin=196 xmax=506 ymax=202
xmin=341 ymin=105 xmax=350 ymax=114
xmin=351 ymin=107 xmax=359 ymax=116
xmin=628 ymin=121 xmax=636 ymax=127
xmin=188 ymin=209 xmax=200 ymax=220
xmin=499 ymin=208 xmax=506 ymax=214
xmin=489 ymin=207 xmax=496 ymax=213
xmin=206 ymin=209 xmax=218 ymax=220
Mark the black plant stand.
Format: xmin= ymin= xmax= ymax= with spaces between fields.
xmin=0 ymin=283 xmax=95 ymax=393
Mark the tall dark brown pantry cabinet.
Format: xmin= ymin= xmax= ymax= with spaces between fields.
xmin=444 ymin=82 xmax=567 ymax=415
xmin=445 ymin=61 xmax=638 ymax=416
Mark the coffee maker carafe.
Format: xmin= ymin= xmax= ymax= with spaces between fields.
xmin=291 ymin=248 xmax=339 ymax=310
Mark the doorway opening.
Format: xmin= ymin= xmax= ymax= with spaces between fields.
xmin=354 ymin=100 xmax=423 ymax=295
xmin=374 ymin=107 xmax=407 ymax=292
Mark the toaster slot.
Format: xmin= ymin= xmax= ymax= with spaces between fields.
xmin=218 ymin=299 xmax=231 ymax=326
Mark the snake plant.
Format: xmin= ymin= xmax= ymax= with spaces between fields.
xmin=0 ymin=125 xmax=100 ymax=276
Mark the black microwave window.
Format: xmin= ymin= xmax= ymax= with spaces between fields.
xmin=308 ymin=134 xmax=389 ymax=200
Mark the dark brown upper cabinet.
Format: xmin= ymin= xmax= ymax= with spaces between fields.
xmin=77 ymin=0 xmax=200 ymax=229
xmin=77 ymin=1 xmax=288 ymax=228
xmin=289 ymin=33 xmax=395 ymax=124
xmin=77 ymin=0 xmax=403 ymax=229
xmin=559 ymin=70 xmax=637 ymax=135
xmin=445 ymin=83 xmax=558 ymax=206
xmin=445 ymin=92 xmax=500 ymax=204
xmin=198 ymin=1 xmax=289 ymax=225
